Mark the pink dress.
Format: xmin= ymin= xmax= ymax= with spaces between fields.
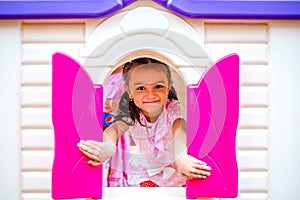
xmin=126 ymin=100 xmax=186 ymax=187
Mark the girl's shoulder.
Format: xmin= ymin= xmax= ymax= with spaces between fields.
xmin=166 ymin=99 xmax=180 ymax=110
xmin=165 ymin=100 xmax=182 ymax=122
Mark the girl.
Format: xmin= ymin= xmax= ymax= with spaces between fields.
xmin=77 ymin=58 xmax=211 ymax=187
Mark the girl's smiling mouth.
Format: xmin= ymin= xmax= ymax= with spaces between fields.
xmin=143 ymin=100 xmax=160 ymax=104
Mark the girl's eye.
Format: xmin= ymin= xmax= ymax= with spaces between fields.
xmin=136 ymin=86 xmax=145 ymax=91
xmin=155 ymin=84 xmax=165 ymax=89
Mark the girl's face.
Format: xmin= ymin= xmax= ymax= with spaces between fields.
xmin=126 ymin=65 xmax=171 ymax=120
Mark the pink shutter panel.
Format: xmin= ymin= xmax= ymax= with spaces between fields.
xmin=186 ymin=54 xmax=239 ymax=198
xmin=52 ymin=52 xmax=103 ymax=199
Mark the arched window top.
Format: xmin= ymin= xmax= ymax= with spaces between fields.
xmin=0 ymin=0 xmax=300 ymax=19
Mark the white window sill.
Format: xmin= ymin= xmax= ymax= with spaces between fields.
xmin=101 ymin=187 xmax=214 ymax=199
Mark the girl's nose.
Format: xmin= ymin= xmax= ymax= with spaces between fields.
xmin=146 ymin=88 xmax=156 ymax=97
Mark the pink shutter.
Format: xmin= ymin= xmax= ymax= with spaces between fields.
xmin=186 ymin=54 xmax=239 ymax=198
xmin=52 ymin=53 xmax=103 ymax=199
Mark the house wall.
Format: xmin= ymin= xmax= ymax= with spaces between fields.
xmin=0 ymin=17 xmax=300 ymax=200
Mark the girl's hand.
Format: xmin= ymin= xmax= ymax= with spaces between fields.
xmin=103 ymin=100 xmax=119 ymax=114
xmin=103 ymin=100 xmax=113 ymax=113
xmin=175 ymin=154 xmax=211 ymax=179
xmin=77 ymin=140 xmax=116 ymax=166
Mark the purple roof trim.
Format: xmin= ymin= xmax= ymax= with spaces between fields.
xmin=0 ymin=0 xmax=136 ymax=19
xmin=154 ymin=0 xmax=300 ymax=19
xmin=0 ymin=0 xmax=300 ymax=19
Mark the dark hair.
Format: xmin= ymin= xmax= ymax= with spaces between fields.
xmin=115 ymin=57 xmax=178 ymax=126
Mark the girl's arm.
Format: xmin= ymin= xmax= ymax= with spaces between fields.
xmin=77 ymin=120 xmax=129 ymax=166
xmin=173 ymin=118 xmax=211 ymax=179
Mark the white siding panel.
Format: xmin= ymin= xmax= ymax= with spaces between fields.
xmin=22 ymin=172 xmax=51 ymax=192
xmin=22 ymin=43 xmax=83 ymax=64
xmin=205 ymin=44 xmax=268 ymax=65
xmin=21 ymin=129 xmax=54 ymax=150
xmin=21 ymin=66 xmax=52 ymax=85
xmin=205 ymin=24 xmax=268 ymax=43
xmin=20 ymin=21 xmax=86 ymax=199
xmin=237 ymin=151 xmax=268 ymax=171
xmin=21 ymin=108 xmax=52 ymax=128
xmin=237 ymin=129 xmax=268 ymax=150
xmin=239 ymin=172 xmax=268 ymax=192
xmin=239 ymin=108 xmax=269 ymax=128
xmin=22 ymin=23 xmax=85 ymax=43
xmin=22 ymin=193 xmax=52 ymax=200
xmin=22 ymin=151 xmax=53 ymax=171
xmin=21 ymin=86 xmax=51 ymax=106
xmin=241 ymin=65 xmax=268 ymax=86
xmin=240 ymin=86 xmax=268 ymax=107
